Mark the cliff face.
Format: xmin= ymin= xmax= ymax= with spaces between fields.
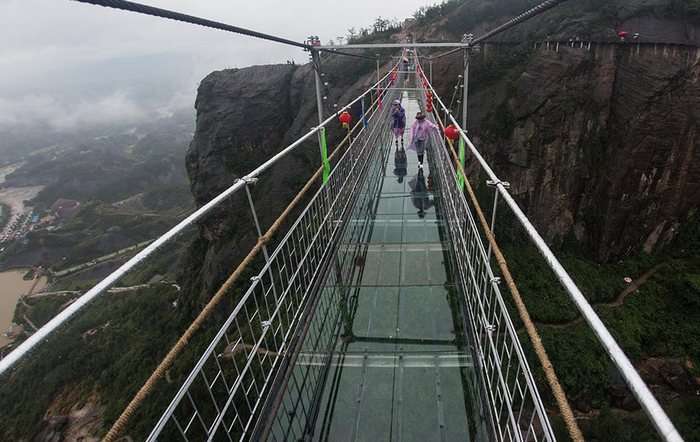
xmin=182 ymin=63 xmax=309 ymax=306
xmin=455 ymin=44 xmax=700 ymax=260
xmin=182 ymin=57 xmax=377 ymax=304
xmin=185 ymin=45 xmax=700 ymax=277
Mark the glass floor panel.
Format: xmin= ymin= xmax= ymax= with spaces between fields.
xmin=268 ymin=91 xmax=487 ymax=442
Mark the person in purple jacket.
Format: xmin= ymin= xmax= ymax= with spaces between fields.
xmin=390 ymin=99 xmax=406 ymax=149
xmin=409 ymin=111 xmax=440 ymax=168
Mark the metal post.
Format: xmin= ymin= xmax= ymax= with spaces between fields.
xmin=462 ymin=48 xmax=470 ymax=129
xmin=243 ymin=180 xmax=279 ymax=305
xmin=486 ymin=189 xmax=499 ymax=260
xmin=312 ymin=49 xmax=324 ymax=125
xmin=376 ymin=55 xmax=381 ymax=84
xmin=244 ymin=180 xmax=271 ymax=262
xmin=429 ymin=58 xmax=433 ymax=83
xmin=312 ymin=48 xmax=332 ymax=184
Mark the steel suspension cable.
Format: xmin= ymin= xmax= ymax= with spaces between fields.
xmin=431 ymin=46 xmax=463 ymax=60
xmin=429 ymin=0 xmax=572 ymax=60
xmin=447 ymin=76 xmax=463 ymax=121
xmin=472 ymin=0 xmax=572 ymax=45
xmin=72 ymin=0 xmax=375 ymax=60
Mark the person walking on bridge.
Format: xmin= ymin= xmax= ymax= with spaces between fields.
xmin=409 ymin=111 xmax=439 ymax=169
xmin=390 ymin=99 xmax=406 ymax=149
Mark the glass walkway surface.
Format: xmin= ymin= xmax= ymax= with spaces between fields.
xmin=265 ymin=93 xmax=489 ymax=442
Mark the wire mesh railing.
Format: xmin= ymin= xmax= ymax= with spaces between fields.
xmin=430 ymin=129 xmax=554 ymax=442
xmin=147 ymin=87 xmax=396 ymax=441
xmin=263 ymin=114 xmax=393 ymax=441
xmin=419 ymin=95 xmax=555 ymax=441
xmin=413 ymin=51 xmax=683 ymax=442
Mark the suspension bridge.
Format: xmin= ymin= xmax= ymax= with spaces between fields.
xmin=0 ymin=1 xmax=688 ymax=441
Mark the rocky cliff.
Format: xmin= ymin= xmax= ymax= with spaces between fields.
xmin=185 ymin=12 xmax=700 ymax=285
xmin=179 ymin=2 xmax=700 ymax=439
xmin=182 ymin=56 xmax=378 ymax=306
xmin=452 ymin=43 xmax=700 ymax=260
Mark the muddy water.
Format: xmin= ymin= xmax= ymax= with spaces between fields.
xmin=0 ymin=269 xmax=47 ymax=347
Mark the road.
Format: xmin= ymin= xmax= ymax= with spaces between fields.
xmin=51 ymin=239 xmax=155 ymax=277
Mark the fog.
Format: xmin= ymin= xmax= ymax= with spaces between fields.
xmin=0 ymin=0 xmax=436 ymax=133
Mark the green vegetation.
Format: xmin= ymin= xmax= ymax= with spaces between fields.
xmin=413 ymin=0 xmax=463 ymax=24
xmin=0 ymin=245 xmax=263 ymax=441
xmin=16 ymin=296 xmax=75 ymax=328
xmin=496 ymin=209 xmax=700 ymax=440
xmin=0 ymin=286 xmax=186 ymax=440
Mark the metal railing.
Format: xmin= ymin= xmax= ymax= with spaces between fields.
xmin=147 ymin=86 xmax=396 ymax=441
xmin=0 ymin=66 xmax=396 ymax=378
xmin=414 ymin=56 xmax=683 ymax=441
xmin=419 ymin=88 xmax=555 ymax=441
xmin=264 ymin=116 xmax=393 ymax=441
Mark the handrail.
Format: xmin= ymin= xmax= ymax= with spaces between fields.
xmin=145 ymin=81 xmax=396 ymax=442
xmin=415 ymin=57 xmax=683 ymax=442
xmin=0 ymin=63 xmax=397 ymax=377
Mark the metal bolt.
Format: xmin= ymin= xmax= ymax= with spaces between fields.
xmin=486 ymin=179 xmax=511 ymax=189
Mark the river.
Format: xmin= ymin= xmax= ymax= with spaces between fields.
xmin=0 ymin=269 xmax=47 ymax=347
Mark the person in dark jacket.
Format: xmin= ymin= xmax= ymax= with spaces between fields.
xmin=390 ymin=99 xmax=406 ymax=149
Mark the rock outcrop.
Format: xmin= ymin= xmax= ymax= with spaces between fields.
xmin=439 ymin=43 xmax=700 ymax=260
xmin=182 ymin=57 xmax=378 ymax=305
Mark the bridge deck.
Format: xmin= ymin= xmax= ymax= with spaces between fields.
xmin=268 ymin=92 xmax=488 ymax=442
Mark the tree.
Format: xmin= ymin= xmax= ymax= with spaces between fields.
xmin=373 ymin=16 xmax=390 ymax=33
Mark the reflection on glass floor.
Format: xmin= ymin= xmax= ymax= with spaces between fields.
xmin=266 ymin=93 xmax=487 ymax=442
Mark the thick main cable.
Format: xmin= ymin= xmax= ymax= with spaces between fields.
xmin=74 ymin=0 xmax=308 ymax=47
xmin=472 ymin=0 xmax=572 ymax=44
xmin=430 ymin=0 xmax=571 ymax=59
xmin=72 ymin=0 xmax=375 ymax=60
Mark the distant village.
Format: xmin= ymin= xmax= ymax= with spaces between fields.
xmin=0 ymin=198 xmax=80 ymax=247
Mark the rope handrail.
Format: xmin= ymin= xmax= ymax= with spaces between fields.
xmin=415 ymin=56 xmax=683 ymax=442
xmin=102 ymin=74 xmax=394 ymax=441
xmin=430 ymin=109 xmax=584 ymax=442
xmin=415 ymin=52 xmax=581 ymax=440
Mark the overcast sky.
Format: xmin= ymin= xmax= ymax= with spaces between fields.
xmin=0 ymin=0 xmax=437 ymax=133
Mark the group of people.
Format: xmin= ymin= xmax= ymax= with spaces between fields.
xmin=390 ymin=99 xmax=439 ymax=169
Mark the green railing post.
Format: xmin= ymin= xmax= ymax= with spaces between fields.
xmin=319 ymin=127 xmax=330 ymax=183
